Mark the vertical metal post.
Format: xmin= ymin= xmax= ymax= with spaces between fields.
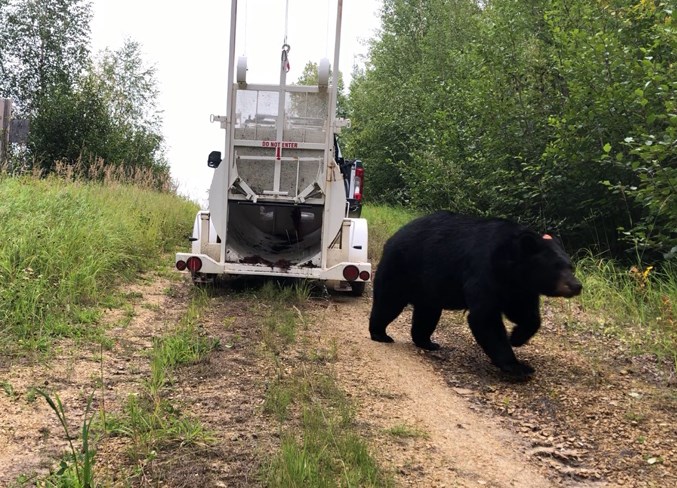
xmin=329 ymin=0 xmax=343 ymax=131
xmin=225 ymin=0 xmax=238 ymax=157
xmin=221 ymin=0 xmax=239 ymax=263
xmin=0 ymin=98 xmax=12 ymax=166
xmin=320 ymin=0 xmax=344 ymax=270
xmin=274 ymin=1 xmax=290 ymax=195
xmin=200 ymin=212 xmax=211 ymax=255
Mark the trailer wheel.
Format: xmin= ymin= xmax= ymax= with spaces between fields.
xmin=348 ymin=281 xmax=366 ymax=297
xmin=191 ymin=273 xmax=215 ymax=287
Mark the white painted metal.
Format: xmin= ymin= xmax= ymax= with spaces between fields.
xmin=236 ymin=56 xmax=248 ymax=86
xmin=320 ymin=0 xmax=343 ymax=271
xmin=176 ymin=248 xmax=371 ymax=282
xmin=318 ymin=58 xmax=330 ymax=87
xmin=207 ymin=0 xmax=239 ymax=265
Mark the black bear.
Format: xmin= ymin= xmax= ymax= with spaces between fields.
xmin=369 ymin=211 xmax=582 ymax=379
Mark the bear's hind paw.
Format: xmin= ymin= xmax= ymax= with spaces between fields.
xmin=414 ymin=340 xmax=441 ymax=351
xmin=497 ymin=361 xmax=534 ymax=381
xmin=370 ymin=332 xmax=395 ymax=343
xmin=510 ymin=329 xmax=533 ymax=347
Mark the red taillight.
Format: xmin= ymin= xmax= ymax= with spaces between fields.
xmin=186 ymin=256 xmax=203 ymax=272
xmin=176 ymin=260 xmax=187 ymax=271
xmin=359 ymin=270 xmax=370 ymax=281
xmin=353 ymin=167 xmax=364 ymax=201
xmin=343 ymin=265 xmax=359 ymax=281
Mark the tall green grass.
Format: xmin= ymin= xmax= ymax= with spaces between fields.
xmin=36 ymin=390 xmax=97 ymax=488
xmin=362 ymin=205 xmax=419 ymax=263
xmin=574 ymin=256 xmax=676 ymax=365
xmin=0 ymin=176 xmax=198 ymax=352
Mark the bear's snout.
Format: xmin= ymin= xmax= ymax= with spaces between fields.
xmin=554 ymin=275 xmax=582 ymax=298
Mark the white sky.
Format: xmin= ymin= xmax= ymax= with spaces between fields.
xmin=90 ymin=0 xmax=381 ymax=205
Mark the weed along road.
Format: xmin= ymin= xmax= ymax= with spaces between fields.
xmin=1 ymin=272 xmax=675 ymax=486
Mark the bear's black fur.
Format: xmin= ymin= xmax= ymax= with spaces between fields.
xmin=369 ymin=211 xmax=582 ymax=379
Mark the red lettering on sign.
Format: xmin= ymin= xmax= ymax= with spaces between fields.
xmin=261 ymin=141 xmax=298 ymax=149
xmin=261 ymin=141 xmax=298 ymax=160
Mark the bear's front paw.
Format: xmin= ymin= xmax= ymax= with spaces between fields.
xmin=370 ymin=332 xmax=395 ymax=343
xmin=497 ymin=361 xmax=534 ymax=381
xmin=510 ymin=331 xmax=530 ymax=347
xmin=510 ymin=322 xmax=540 ymax=347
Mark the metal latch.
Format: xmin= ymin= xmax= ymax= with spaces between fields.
xmin=210 ymin=114 xmax=228 ymax=129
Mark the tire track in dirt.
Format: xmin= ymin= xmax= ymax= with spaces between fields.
xmin=317 ymin=295 xmax=559 ymax=487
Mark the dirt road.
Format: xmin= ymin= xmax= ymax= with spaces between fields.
xmin=1 ymin=276 xmax=674 ymax=486
xmin=319 ymin=296 xmax=556 ymax=487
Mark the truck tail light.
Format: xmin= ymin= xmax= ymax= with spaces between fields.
xmin=353 ymin=167 xmax=364 ymax=202
xmin=343 ymin=265 xmax=359 ymax=281
xmin=186 ymin=256 xmax=203 ymax=272
xmin=359 ymin=270 xmax=370 ymax=281
xmin=176 ymin=260 xmax=187 ymax=271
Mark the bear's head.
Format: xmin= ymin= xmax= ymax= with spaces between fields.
xmin=497 ymin=231 xmax=583 ymax=298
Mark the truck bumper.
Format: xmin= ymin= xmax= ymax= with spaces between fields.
xmin=175 ymin=252 xmax=372 ymax=282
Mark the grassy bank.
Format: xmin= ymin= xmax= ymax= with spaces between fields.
xmin=362 ymin=205 xmax=420 ymax=263
xmin=0 ymin=176 xmax=198 ymax=353
xmin=363 ymin=205 xmax=677 ymax=367
xmin=574 ymin=256 xmax=676 ymax=365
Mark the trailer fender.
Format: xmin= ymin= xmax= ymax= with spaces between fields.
xmin=347 ymin=218 xmax=369 ymax=263
xmin=189 ymin=211 xmax=220 ymax=258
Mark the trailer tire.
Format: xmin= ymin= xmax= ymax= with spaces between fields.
xmin=191 ymin=273 xmax=215 ymax=287
xmin=348 ymin=281 xmax=366 ymax=297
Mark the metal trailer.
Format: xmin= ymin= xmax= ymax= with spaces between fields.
xmin=175 ymin=0 xmax=371 ymax=295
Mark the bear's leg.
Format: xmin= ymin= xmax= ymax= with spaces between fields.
xmin=369 ymin=298 xmax=406 ymax=344
xmin=504 ymin=300 xmax=541 ymax=347
xmin=467 ymin=309 xmax=534 ymax=379
xmin=411 ymin=306 xmax=442 ymax=351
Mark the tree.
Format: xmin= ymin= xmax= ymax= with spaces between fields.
xmin=0 ymin=0 xmax=92 ymax=115
xmin=347 ymin=0 xmax=675 ymax=261
xmin=345 ymin=0 xmax=485 ymax=207
xmin=544 ymin=0 xmax=676 ymax=258
xmin=92 ymin=39 xmax=166 ymax=169
xmin=28 ymin=73 xmax=112 ymax=169
xmin=30 ymin=40 xmax=167 ymax=174
xmin=1 ymin=1 xmax=167 ymax=178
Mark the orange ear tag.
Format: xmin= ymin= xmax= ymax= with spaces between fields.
xmin=542 ymin=234 xmax=553 ymax=240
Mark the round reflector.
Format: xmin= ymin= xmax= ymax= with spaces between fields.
xmin=186 ymin=256 xmax=203 ymax=273
xmin=343 ymin=265 xmax=359 ymax=281
xmin=176 ymin=260 xmax=187 ymax=271
xmin=359 ymin=270 xmax=370 ymax=281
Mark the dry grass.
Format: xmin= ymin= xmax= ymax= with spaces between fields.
xmin=1 ymin=157 xmax=175 ymax=192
